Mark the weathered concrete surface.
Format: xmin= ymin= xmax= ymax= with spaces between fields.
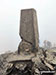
xmin=20 ymin=9 xmax=39 ymax=49
xmin=19 ymin=40 xmax=33 ymax=53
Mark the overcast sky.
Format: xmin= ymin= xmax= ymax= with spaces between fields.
xmin=0 ymin=0 xmax=56 ymax=54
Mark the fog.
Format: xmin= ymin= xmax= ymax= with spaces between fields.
xmin=0 ymin=0 xmax=56 ymax=54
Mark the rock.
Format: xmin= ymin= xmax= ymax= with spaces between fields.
xmin=45 ymin=49 xmax=56 ymax=64
xmin=34 ymin=68 xmax=40 ymax=74
xmin=0 ymin=52 xmax=18 ymax=75
xmin=19 ymin=40 xmax=33 ymax=53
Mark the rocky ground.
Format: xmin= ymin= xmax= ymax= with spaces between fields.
xmin=0 ymin=48 xmax=56 ymax=75
xmin=0 ymin=51 xmax=18 ymax=75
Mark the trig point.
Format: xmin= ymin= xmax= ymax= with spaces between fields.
xmin=18 ymin=8 xmax=39 ymax=53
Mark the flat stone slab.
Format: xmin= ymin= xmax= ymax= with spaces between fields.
xmin=6 ymin=53 xmax=35 ymax=62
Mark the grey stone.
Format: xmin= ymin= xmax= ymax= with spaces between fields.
xmin=20 ymin=9 xmax=39 ymax=49
xmin=45 ymin=49 xmax=56 ymax=64
xmin=19 ymin=40 xmax=33 ymax=53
